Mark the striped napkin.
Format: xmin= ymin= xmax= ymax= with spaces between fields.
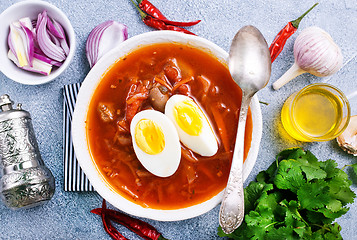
xmin=63 ymin=83 xmax=94 ymax=191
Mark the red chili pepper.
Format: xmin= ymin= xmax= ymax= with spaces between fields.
xmin=131 ymin=0 xmax=196 ymax=35
xmin=137 ymin=0 xmax=201 ymax=27
xmin=137 ymin=0 xmax=167 ymax=20
xmin=269 ymin=3 xmax=318 ymax=62
xmin=92 ymin=205 xmax=169 ymax=240
xmin=144 ymin=15 xmax=196 ymax=35
xmin=159 ymin=18 xmax=201 ymax=28
xmin=100 ymin=200 xmax=128 ymax=240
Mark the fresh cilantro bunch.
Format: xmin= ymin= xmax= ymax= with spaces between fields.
xmin=218 ymin=148 xmax=356 ymax=240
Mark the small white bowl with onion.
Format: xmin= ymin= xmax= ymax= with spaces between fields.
xmin=0 ymin=0 xmax=75 ymax=85
xmin=72 ymin=31 xmax=263 ymax=221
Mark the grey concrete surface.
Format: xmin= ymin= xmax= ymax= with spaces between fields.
xmin=0 ymin=0 xmax=356 ymax=239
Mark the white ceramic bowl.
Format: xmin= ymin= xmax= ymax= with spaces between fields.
xmin=0 ymin=0 xmax=75 ymax=85
xmin=72 ymin=31 xmax=262 ymax=221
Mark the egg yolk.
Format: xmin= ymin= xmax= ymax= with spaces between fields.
xmin=135 ymin=119 xmax=165 ymax=155
xmin=173 ymin=99 xmax=203 ymax=136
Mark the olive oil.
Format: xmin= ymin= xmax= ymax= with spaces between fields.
xmin=281 ymin=84 xmax=350 ymax=142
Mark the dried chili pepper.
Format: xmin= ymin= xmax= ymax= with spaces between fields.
xmin=159 ymin=18 xmax=200 ymax=27
xmin=101 ymin=200 xmax=128 ymax=240
xmin=137 ymin=0 xmax=166 ymax=19
xmin=157 ymin=17 xmax=200 ymax=27
xmin=92 ymin=201 xmax=169 ymax=240
xmin=269 ymin=3 xmax=318 ymax=62
xmin=131 ymin=0 xmax=196 ymax=35
xmin=143 ymin=15 xmax=196 ymax=35
xmin=137 ymin=0 xmax=201 ymax=27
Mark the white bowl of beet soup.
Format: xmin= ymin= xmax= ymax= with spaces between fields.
xmin=72 ymin=31 xmax=262 ymax=221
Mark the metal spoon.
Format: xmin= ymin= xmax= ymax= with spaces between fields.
xmin=219 ymin=25 xmax=271 ymax=234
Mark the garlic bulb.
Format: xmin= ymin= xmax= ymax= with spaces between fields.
xmin=337 ymin=115 xmax=357 ymax=156
xmin=273 ymin=26 xmax=343 ymax=90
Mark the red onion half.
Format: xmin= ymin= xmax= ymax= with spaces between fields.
xmin=86 ymin=20 xmax=128 ymax=68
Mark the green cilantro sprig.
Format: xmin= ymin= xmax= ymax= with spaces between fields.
xmin=218 ymin=148 xmax=356 ymax=240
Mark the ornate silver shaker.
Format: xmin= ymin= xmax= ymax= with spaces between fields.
xmin=0 ymin=94 xmax=55 ymax=209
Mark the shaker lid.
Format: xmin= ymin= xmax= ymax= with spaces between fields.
xmin=0 ymin=94 xmax=14 ymax=111
xmin=0 ymin=94 xmax=29 ymax=121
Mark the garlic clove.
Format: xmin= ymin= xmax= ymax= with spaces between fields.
xmin=336 ymin=115 xmax=357 ymax=156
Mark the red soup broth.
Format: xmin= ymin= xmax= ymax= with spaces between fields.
xmin=87 ymin=43 xmax=253 ymax=209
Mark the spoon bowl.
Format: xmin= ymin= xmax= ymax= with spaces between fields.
xmin=219 ymin=25 xmax=271 ymax=234
xmin=229 ymin=25 xmax=272 ymax=95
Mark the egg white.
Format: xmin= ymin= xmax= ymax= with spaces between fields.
xmin=165 ymin=95 xmax=218 ymax=157
xmin=130 ymin=110 xmax=181 ymax=177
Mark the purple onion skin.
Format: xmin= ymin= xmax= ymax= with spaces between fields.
xmin=86 ymin=20 xmax=128 ymax=68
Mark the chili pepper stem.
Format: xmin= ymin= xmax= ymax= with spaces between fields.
xmin=130 ymin=0 xmax=147 ymax=19
xmin=158 ymin=236 xmax=169 ymax=240
xmin=291 ymin=3 xmax=319 ymax=28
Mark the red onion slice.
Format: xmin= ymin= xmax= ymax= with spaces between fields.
xmin=8 ymin=31 xmax=16 ymax=57
xmin=60 ymin=38 xmax=70 ymax=56
xmin=35 ymin=12 xmax=42 ymax=31
xmin=36 ymin=11 xmax=66 ymax=62
xmin=45 ymin=15 xmax=70 ymax=55
xmin=50 ymin=18 xmax=70 ymax=55
xmin=47 ymin=17 xmax=65 ymax=39
xmin=48 ymin=30 xmax=61 ymax=47
xmin=34 ymin=52 xmax=62 ymax=67
xmin=8 ymin=23 xmax=29 ymax=67
xmin=34 ymin=46 xmax=62 ymax=66
xmin=19 ymin=17 xmax=33 ymax=30
xmin=19 ymin=22 xmax=35 ymax=67
xmin=8 ymin=50 xmax=52 ymax=75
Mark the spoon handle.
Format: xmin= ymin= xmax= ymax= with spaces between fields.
xmin=219 ymin=94 xmax=251 ymax=234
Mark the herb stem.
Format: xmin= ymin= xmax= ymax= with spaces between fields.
xmin=341 ymin=164 xmax=351 ymax=171
xmin=264 ymin=221 xmax=278 ymax=229
xmin=295 ymin=209 xmax=309 ymax=226
xmin=311 ymin=223 xmax=332 ymax=232
xmin=259 ymin=101 xmax=269 ymax=105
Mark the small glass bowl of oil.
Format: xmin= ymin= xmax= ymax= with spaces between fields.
xmin=281 ymin=83 xmax=350 ymax=142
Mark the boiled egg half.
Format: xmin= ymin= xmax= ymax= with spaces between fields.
xmin=165 ymin=95 xmax=218 ymax=157
xmin=130 ymin=110 xmax=181 ymax=177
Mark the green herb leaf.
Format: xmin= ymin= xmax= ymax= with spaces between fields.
xmin=319 ymin=159 xmax=338 ymax=178
xmin=274 ymin=159 xmax=306 ymax=193
xmin=325 ymin=199 xmax=342 ymax=212
xmin=297 ymin=181 xmax=331 ymax=211
xmin=300 ymin=164 xmax=327 ymax=181
xmin=244 ymin=181 xmax=273 ymax=213
xmin=276 ymin=147 xmax=305 ymax=162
